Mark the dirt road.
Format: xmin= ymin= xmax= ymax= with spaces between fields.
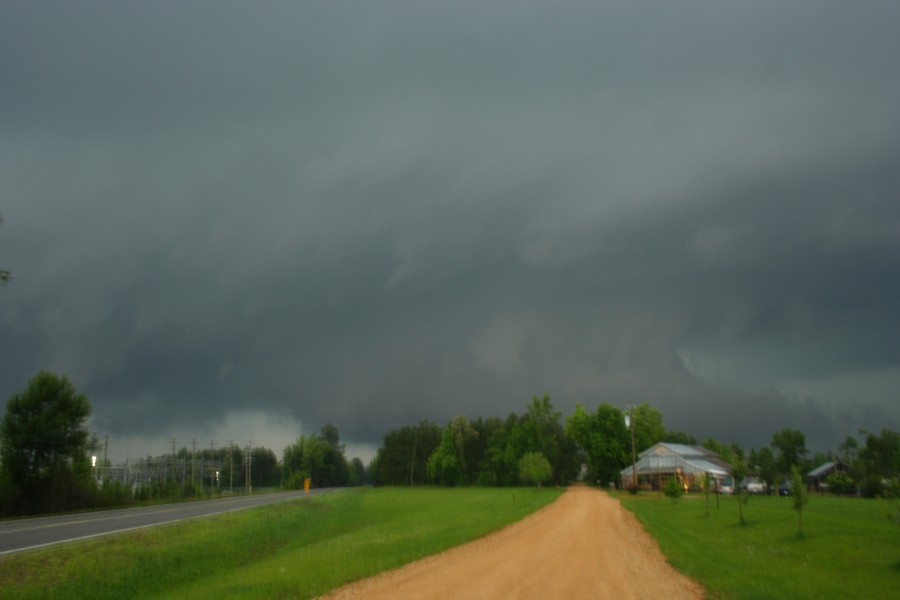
xmin=322 ymin=486 xmax=704 ymax=599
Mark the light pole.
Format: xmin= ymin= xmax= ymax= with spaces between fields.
xmin=246 ymin=442 xmax=253 ymax=496
xmin=626 ymin=406 xmax=637 ymax=491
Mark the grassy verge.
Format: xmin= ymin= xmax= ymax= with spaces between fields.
xmin=0 ymin=487 xmax=562 ymax=600
xmin=617 ymin=491 xmax=900 ymax=599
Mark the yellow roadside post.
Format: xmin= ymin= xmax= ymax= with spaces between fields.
xmin=304 ymin=477 xmax=310 ymax=497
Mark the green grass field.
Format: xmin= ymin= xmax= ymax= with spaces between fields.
xmin=4 ymin=488 xmax=897 ymax=600
xmin=618 ymin=491 xmax=900 ymax=600
xmin=0 ymin=487 xmax=562 ymax=600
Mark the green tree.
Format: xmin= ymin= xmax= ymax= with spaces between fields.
xmin=521 ymin=395 xmax=575 ymax=484
xmin=859 ymin=429 xmax=899 ymax=479
xmin=730 ymin=452 xmax=748 ymax=526
xmin=315 ymin=423 xmax=350 ymax=487
xmin=856 ymin=429 xmax=900 ymax=497
xmin=427 ymin=415 xmax=479 ymax=486
xmin=664 ymin=477 xmax=684 ymax=501
xmin=825 ymin=471 xmax=855 ymax=495
xmin=772 ymin=429 xmax=808 ymax=475
xmin=791 ymin=465 xmax=809 ymax=536
xmin=371 ymin=421 xmax=441 ymax=485
xmin=631 ymin=403 xmax=666 ymax=453
xmin=348 ymin=457 xmax=366 ymax=486
xmin=250 ymin=447 xmax=280 ymax=487
xmin=754 ymin=446 xmax=778 ymax=489
xmin=701 ymin=438 xmax=734 ymax=464
xmin=663 ymin=430 xmax=698 ymax=445
xmin=518 ymin=452 xmax=552 ymax=487
xmin=473 ymin=412 xmax=531 ymax=487
xmin=1 ymin=372 xmax=94 ymax=514
xmin=282 ymin=425 xmax=355 ymax=490
xmin=566 ymin=403 xmax=629 ymax=486
xmin=839 ymin=435 xmax=858 ymax=468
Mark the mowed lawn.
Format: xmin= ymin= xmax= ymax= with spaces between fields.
xmin=0 ymin=487 xmax=562 ymax=600
xmin=618 ymin=491 xmax=900 ymax=600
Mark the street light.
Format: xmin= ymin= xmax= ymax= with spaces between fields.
xmin=625 ymin=408 xmax=637 ymax=491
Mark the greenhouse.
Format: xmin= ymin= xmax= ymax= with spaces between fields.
xmin=620 ymin=442 xmax=731 ymax=491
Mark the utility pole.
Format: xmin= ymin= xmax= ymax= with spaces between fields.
xmin=103 ymin=433 xmax=109 ymax=483
xmin=170 ymin=437 xmax=177 ymax=483
xmin=627 ymin=406 xmax=637 ymax=490
xmin=229 ymin=440 xmax=234 ymax=494
xmin=246 ymin=442 xmax=253 ymax=495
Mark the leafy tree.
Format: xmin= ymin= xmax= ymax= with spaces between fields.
xmin=859 ymin=429 xmax=899 ymax=480
xmin=282 ymin=425 xmax=350 ymax=489
xmin=663 ymin=430 xmax=698 ymax=445
xmin=348 ymin=457 xmax=366 ymax=486
xmin=839 ymin=435 xmax=858 ymax=468
xmin=520 ymin=395 xmax=576 ymax=484
xmin=315 ymin=423 xmax=350 ymax=486
xmin=748 ymin=446 xmax=778 ymax=489
xmin=473 ymin=416 xmax=513 ymax=486
xmin=427 ymin=415 xmax=479 ymax=486
xmin=631 ymin=403 xmax=666 ymax=453
xmin=730 ymin=452 xmax=748 ymax=526
xmin=825 ymin=471 xmax=855 ymax=495
xmin=772 ymin=429 xmax=808 ymax=475
xmin=703 ymin=472 xmax=711 ymax=516
xmin=319 ymin=423 xmax=343 ymax=453
xmin=701 ymin=438 xmax=734 ymax=464
xmin=250 ymin=447 xmax=279 ymax=487
xmin=566 ymin=403 xmax=629 ymax=486
xmin=664 ymin=477 xmax=684 ymax=501
xmin=371 ymin=421 xmax=441 ymax=485
xmin=791 ymin=465 xmax=809 ymax=536
xmin=1 ymin=372 xmax=94 ymax=514
xmin=474 ymin=412 xmax=531 ymax=487
xmin=518 ymin=451 xmax=552 ymax=487
xmin=522 ymin=396 xmax=560 ymax=463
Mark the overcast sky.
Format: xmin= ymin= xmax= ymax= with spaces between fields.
xmin=1 ymin=1 xmax=898 ymax=463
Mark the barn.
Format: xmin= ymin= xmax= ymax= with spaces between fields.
xmin=806 ymin=461 xmax=850 ymax=492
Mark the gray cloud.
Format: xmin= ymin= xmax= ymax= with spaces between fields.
xmin=1 ymin=1 xmax=898 ymax=459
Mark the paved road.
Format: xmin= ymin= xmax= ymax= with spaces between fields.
xmin=0 ymin=488 xmax=341 ymax=557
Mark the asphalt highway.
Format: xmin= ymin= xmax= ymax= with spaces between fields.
xmin=0 ymin=488 xmax=341 ymax=557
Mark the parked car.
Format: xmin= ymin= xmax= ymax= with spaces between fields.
xmin=778 ymin=480 xmax=792 ymax=496
xmin=742 ymin=477 xmax=768 ymax=495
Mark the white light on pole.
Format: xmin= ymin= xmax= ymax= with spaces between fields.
xmin=626 ymin=407 xmax=637 ymax=491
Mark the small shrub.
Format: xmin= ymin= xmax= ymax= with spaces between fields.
xmin=664 ymin=478 xmax=684 ymax=501
xmin=791 ymin=465 xmax=809 ymax=536
xmin=518 ymin=452 xmax=552 ymax=487
xmin=825 ymin=471 xmax=855 ymax=495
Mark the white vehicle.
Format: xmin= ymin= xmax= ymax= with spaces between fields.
xmin=743 ymin=477 xmax=768 ymax=495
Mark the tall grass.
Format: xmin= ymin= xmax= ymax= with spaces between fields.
xmin=618 ymin=492 xmax=900 ymax=600
xmin=0 ymin=487 xmax=561 ymax=600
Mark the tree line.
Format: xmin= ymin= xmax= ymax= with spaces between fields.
xmin=369 ymin=397 xmax=899 ymax=499
xmin=2 ymin=371 xmax=898 ymax=516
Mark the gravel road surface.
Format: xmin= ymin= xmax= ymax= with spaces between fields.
xmin=323 ymin=486 xmax=704 ymax=600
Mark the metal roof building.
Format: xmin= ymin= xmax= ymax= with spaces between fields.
xmin=620 ymin=442 xmax=731 ymax=490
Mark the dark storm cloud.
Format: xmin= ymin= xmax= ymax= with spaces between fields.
xmin=1 ymin=1 xmax=898 ymax=458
